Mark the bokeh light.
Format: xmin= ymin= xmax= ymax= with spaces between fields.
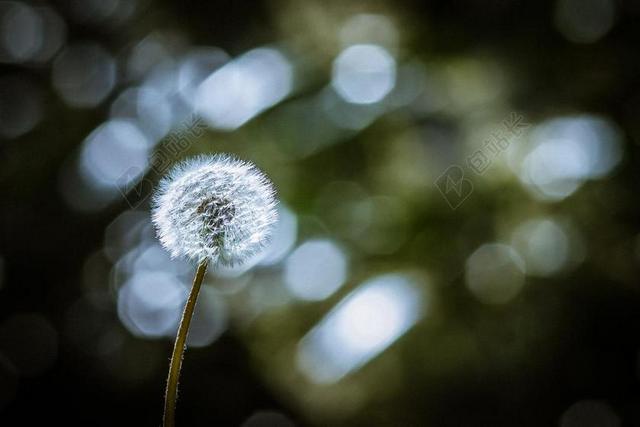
xmin=513 ymin=114 xmax=622 ymax=201
xmin=510 ymin=217 xmax=571 ymax=277
xmin=560 ymin=400 xmax=621 ymax=427
xmin=186 ymin=286 xmax=228 ymax=348
xmin=79 ymin=119 xmax=151 ymax=191
xmin=117 ymin=270 xmax=186 ymax=338
xmin=196 ymin=47 xmax=293 ymax=130
xmin=257 ymin=203 xmax=298 ymax=266
xmin=331 ymin=44 xmax=396 ymax=105
xmin=110 ymin=87 xmax=173 ymax=143
xmin=297 ymin=273 xmax=424 ymax=384
xmin=125 ymin=30 xmax=183 ymax=82
xmin=52 ymin=42 xmax=117 ymax=108
xmin=67 ymin=0 xmax=137 ymax=26
xmin=0 ymin=3 xmax=66 ymax=64
xmin=177 ymin=47 xmax=229 ymax=109
xmin=465 ymin=243 xmax=526 ymax=304
xmin=241 ymin=411 xmax=295 ymax=427
xmin=284 ymin=239 xmax=348 ymax=301
xmin=0 ymin=1 xmax=41 ymax=63
xmin=29 ymin=5 xmax=66 ymax=62
xmin=554 ymin=0 xmax=616 ymax=44
xmin=0 ymin=75 xmax=42 ymax=139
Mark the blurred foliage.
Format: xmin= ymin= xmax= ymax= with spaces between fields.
xmin=1 ymin=0 xmax=640 ymax=426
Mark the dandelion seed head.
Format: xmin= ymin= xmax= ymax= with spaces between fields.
xmin=151 ymin=154 xmax=278 ymax=266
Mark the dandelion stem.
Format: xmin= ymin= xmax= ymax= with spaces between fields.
xmin=163 ymin=259 xmax=208 ymax=427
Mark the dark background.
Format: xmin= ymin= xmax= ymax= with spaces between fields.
xmin=1 ymin=0 xmax=640 ymax=426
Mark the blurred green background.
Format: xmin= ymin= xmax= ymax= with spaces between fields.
xmin=1 ymin=0 xmax=640 ymax=425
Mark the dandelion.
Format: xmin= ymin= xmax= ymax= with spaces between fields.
xmin=152 ymin=154 xmax=278 ymax=265
xmin=151 ymin=154 xmax=278 ymax=427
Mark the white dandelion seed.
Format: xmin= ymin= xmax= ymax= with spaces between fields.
xmin=151 ymin=154 xmax=278 ymax=266
xmin=153 ymin=154 xmax=278 ymax=427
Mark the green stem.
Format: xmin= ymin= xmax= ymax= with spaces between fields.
xmin=163 ymin=259 xmax=208 ymax=427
